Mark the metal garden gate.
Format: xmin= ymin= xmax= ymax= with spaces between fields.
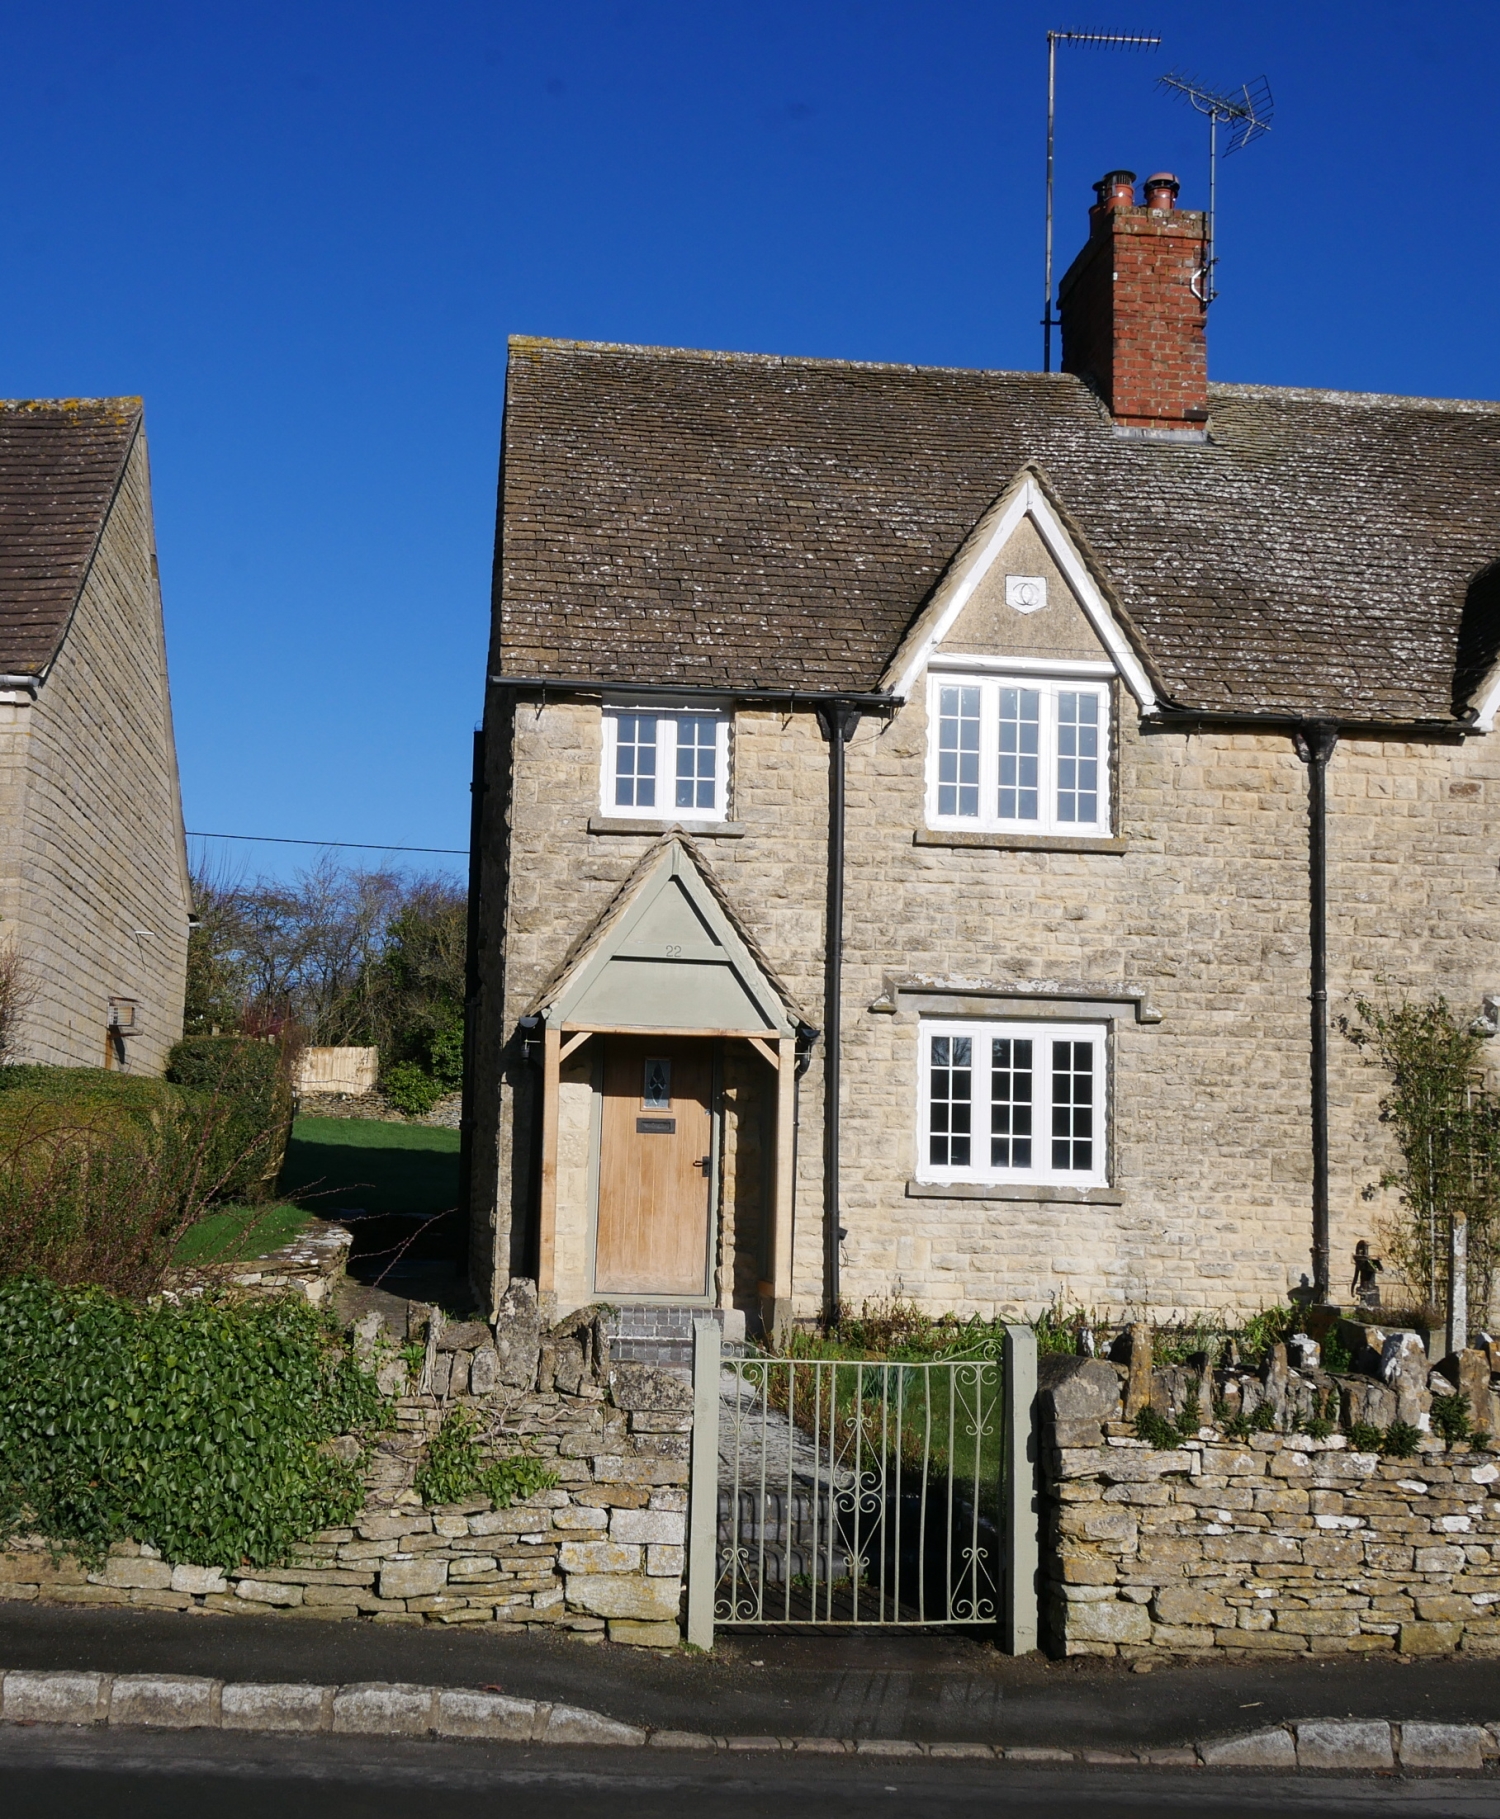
xmin=685 ymin=1323 xmax=1038 ymax=1649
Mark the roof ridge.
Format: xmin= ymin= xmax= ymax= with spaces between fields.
xmin=0 ymin=396 xmax=144 ymax=413
xmin=1211 ymin=380 xmax=1500 ymax=415
xmin=509 ymin=337 xmax=1500 ymax=413
xmin=506 ymin=334 xmax=1086 ymax=384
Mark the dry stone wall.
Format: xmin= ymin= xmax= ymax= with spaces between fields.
xmin=1041 ymin=1354 xmax=1500 ymax=1660
xmin=0 ymin=1286 xmax=689 ymax=1650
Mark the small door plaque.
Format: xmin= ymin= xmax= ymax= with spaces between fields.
xmin=636 ymin=1116 xmax=676 ymax=1134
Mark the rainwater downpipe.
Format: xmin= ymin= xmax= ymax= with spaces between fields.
xmin=1295 ymin=721 xmax=1339 ymax=1302
xmin=818 ymin=701 xmax=860 ymax=1328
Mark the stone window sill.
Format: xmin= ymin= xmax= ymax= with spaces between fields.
xmin=906 ymin=1179 xmax=1124 ymax=1205
xmin=914 ymin=829 xmax=1127 ymax=854
xmin=588 ymin=817 xmax=746 ymax=838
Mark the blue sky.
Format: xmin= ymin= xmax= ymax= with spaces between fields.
xmin=4 ymin=1 xmax=1492 ymax=884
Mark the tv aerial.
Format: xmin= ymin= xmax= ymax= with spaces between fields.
xmin=1158 ymin=71 xmax=1273 ymax=305
xmin=1043 ymin=28 xmax=1162 ymax=372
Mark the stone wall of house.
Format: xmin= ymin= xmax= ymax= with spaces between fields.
xmin=474 ymin=673 xmax=1500 ymax=1328
xmin=0 ymin=431 xmax=189 ymax=1073
xmin=471 ymin=693 xmax=832 ymax=1324
xmin=0 ymin=1289 xmax=689 ymax=1649
xmin=1040 ymin=1351 xmax=1500 ymax=1660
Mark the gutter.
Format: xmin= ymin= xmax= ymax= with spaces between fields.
xmin=488 ymin=674 xmax=899 ymax=710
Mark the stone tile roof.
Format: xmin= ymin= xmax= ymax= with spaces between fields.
xmin=495 ymin=338 xmax=1500 ymax=724
xmin=0 ymin=398 xmax=143 ymax=677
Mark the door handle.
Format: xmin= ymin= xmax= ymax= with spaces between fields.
xmin=695 ymin=1155 xmax=711 ymax=1174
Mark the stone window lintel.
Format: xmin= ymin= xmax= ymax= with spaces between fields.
xmin=869 ymin=973 xmax=1162 ymax=1024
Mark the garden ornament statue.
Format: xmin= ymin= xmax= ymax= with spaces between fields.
xmin=1352 ymin=1240 xmax=1383 ymax=1309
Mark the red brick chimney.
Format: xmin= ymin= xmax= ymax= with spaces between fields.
xmin=1058 ymin=169 xmax=1209 ymax=431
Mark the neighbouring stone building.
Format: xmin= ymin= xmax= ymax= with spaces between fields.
xmin=468 ymin=169 xmax=1500 ymax=1341
xmin=0 ymin=398 xmax=190 ymax=1071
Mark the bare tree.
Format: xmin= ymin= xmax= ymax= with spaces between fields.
xmin=0 ymin=947 xmax=33 ymax=1065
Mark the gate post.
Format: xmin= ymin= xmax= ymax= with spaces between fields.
xmin=1001 ymin=1323 xmax=1039 ymax=1654
xmin=686 ymin=1317 xmax=722 ymax=1649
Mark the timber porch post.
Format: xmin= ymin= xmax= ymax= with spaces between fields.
xmin=538 ymin=1025 xmax=560 ymax=1297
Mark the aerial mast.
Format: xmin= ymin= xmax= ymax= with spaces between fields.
xmin=1157 ymin=70 xmax=1273 ymax=306
xmin=1043 ymin=28 xmax=1161 ymax=372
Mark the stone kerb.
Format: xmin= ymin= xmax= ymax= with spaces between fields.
xmin=1039 ymin=1354 xmax=1500 ymax=1660
xmin=0 ymin=1286 xmax=690 ymax=1651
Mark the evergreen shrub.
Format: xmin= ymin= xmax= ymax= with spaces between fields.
xmin=0 ymin=1276 xmax=382 ymax=1568
xmin=0 ymin=1070 xmax=238 ymax=1295
xmin=381 ymin=1060 xmax=446 ymax=1119
xmin=167 ymin=1035 xmax=294 ymax=1201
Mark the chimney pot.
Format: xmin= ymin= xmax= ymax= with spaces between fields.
xmin=1091 ymin=169 xmax=1137 ymax=220
xmin=1143 ymin=172 xmax=1180 ymax=211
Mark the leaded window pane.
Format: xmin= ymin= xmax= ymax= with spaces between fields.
xmin=937 ymin=686 xmax=981 ymax=817
xmin=990 ymin=1037 xmax=1033 ymax=1167
xmin=1050 ymin=1039 xmax=1094 ymax=1171
xmin=675 ymin=714 xmax=718 ymax=811
xmin=614 ymin=715 xmax=657 ymax=808
xmin=1056 ymin=692 xmax=1099 ymax=824
xmin=999 ymin=688 xmax=1040 ymax=820
xmin=929 ymin=1033 xmax=972 ymax=1167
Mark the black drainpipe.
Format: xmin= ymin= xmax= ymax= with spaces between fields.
xmin=1294 ymin=721 xmax=1339 ymax=1301
xmin=818 ymin=701 xmax=859 ymax=1328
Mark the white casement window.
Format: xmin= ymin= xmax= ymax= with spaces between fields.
xmin=917 ymin=1018 xmax=1108 ymax=1188
xmin=601 ymin=709 xmax=730 ymax=821
xmin=926 ymin=674 xmax=1109 ymax=835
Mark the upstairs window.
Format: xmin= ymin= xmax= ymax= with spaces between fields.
xmin=927 ymin=675 xmax=1109 ymax=835
xmin=917 ymin=1018 xmax=1108 ymax=1189
xmin=602 ymin=709 xmax=729 ymax=821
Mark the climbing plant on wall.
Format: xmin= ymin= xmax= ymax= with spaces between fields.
xmin=1342 ymin=994 xmax=1500 ymax=1330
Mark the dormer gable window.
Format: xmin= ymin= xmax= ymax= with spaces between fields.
xmin=926 ymin=670 xmax=1111 ymax=836
xmin=601 ymin=706 xmax=730 ymax=822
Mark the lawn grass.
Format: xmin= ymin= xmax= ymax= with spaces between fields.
xmin=172 ymin=1201 xmax=313 ymax=1265
xmin=280 ymin=1115 xmax=461 ymax=1220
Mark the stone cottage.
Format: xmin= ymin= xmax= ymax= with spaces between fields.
xmin=0 ymin=398 xmax=190 ymax=1071
xmin=468 ymin=170 xmax=1500 ymax=1344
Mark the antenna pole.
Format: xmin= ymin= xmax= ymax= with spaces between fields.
xmin=1205 ymin=111 xmax=1217 ymax=306
xmin=1041 ymin=30 xmax=1162 ymax=374
xmin=1044 ymin=31 xmax=1057 ymax=372
xmin=1159 ymin=70 xmax=1272 ymax=308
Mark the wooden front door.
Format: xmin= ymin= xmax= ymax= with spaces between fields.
xmin=594 ymin=1037 xmax=714 ymax=1298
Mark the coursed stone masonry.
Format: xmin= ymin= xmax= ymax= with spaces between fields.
xmin=474 ymin=684 xmax=1500 ymax=1330
xmin=0 ymin=431 xmax=190 ymax=1073
xmin=1041 ymin=1354 xmax=1500 ymax=1660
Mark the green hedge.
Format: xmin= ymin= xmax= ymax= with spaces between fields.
xmin=0 ymin=1056 xmax=294 ymax=1295
xmin=167 ymin=1036 xmax=294 ymax=1203
xmin=0 ymin=1070 xmax=222 ymax=1294
xmin=0 ymin=1276 xmax=383 ymax=1568
xmin=0 ymin=1065 xmax=182 ymax=1123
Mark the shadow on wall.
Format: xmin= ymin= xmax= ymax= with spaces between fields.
xmin=1453 ymin=558 xmax=1500 ymax=718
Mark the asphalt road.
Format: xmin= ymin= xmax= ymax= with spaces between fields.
xmin=1 ymin=1729 xmax=1497 ymax=1819
xmin=5 ymin=1604 xmax=1499 ymax=1749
